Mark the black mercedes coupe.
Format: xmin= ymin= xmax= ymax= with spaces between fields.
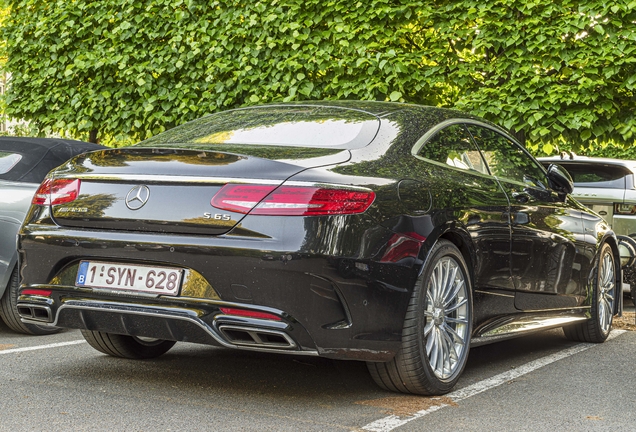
xmin=17 ymin=102 xmax=626 ymax=395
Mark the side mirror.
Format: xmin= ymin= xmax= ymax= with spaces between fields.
xmin=546 ymin=164 xmax=574 ymax=195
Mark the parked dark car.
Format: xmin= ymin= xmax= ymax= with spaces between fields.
xmin=0 ymin=137 xmax=104 ymax=334
xmin=17 ymin=102 xmax=624 ymax=395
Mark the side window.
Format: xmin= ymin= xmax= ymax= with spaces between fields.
xmin=0 ymin=152 xmax=22 ymax=175
xmin=560 ymin=163 xmax=628 ymax=189
xmin=417 ymin=124 xmax=488 ymax=174
xmin=467 ymin=125 xmax=548 ymax=188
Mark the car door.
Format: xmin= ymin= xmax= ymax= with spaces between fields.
xmin=466 ymin=124 xmax=587 ymax=310
xmin=411 ymin=122 xmax=514 ymax=296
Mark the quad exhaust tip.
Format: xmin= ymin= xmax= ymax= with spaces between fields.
xmin=218 ymin=325 xmax=297 ymax=350
xmin=16 ymin=304 xmax=52 ymax=322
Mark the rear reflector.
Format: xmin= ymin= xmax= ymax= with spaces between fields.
xmin=219 ymin=307 xmax=282 ymax=321
xmin=32 ymin=178 xmax=81 ymax=206
xmin=380 ymin=233 xmax=424 ymax=263
xmin=211 ymin=184 xmax=375 ymax=216
xmin=21 ymin=289 xmax=53 ymax=297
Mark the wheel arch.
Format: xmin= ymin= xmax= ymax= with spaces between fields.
xmin=412 ymin=225 xmax=477 ymax=328
xmin=0 ymin=253 xmax=18 ymax=299
xmin=419 ymin=226 xmax=476 ymax=292
xmin=371 ymin=228 xmax=475 ymax=395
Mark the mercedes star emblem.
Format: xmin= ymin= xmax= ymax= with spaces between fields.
xmin=125 ymin=185 xmax=150 ymax=210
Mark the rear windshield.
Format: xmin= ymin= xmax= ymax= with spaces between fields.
xmin=560 ymin=163 xmax=631 ymax=189
xmin=137 ymin=105 xmax=380 ymax=149
xmin=0 ymin=152 xmax=22 ymax=174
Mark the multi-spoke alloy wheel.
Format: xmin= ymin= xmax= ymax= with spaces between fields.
xmin=424 ymin=256 xmax=470 ymax=380
xmin=367 ymin=239 xmax=473 ymax=395
xmin=564 ymin=242 xmax=616 ymax=343
xmin=597 ymin=250 xmax=615 ymax=335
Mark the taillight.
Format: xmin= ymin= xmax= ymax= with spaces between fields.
xmin=614 ymin=203 xmax=636 ymax=215
xmin=211 ymin=184 xmax=375 ymax=216
xmin=211 ymin=184 xmax=277 ymax=214
xmin=32 ymin=178 xmax=81 ymax=206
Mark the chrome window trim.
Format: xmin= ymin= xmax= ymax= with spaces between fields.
xmin=411 ymin=118 xmax=518 ymax=157
xmin=410 ymin=119 xmax=492 ymax=178
xmin=411 ymin=118 xmax=550 ymax=186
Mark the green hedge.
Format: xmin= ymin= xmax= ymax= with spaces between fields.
xmin=2 ymin=1 xmax=434 ymax=143
xmin=2 ymin=0 xmax=636 ymax=150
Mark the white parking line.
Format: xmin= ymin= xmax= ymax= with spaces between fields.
xmin=0 ymin=340 xmax=86 ymax=355
xmin=362 ymin=330 xmax=627 ymax=432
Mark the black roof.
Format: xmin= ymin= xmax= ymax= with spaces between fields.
xmin=0 ymin=137 xmax=105 ymax=183
xmin=138 ymin=101 xmax=486 ymax=151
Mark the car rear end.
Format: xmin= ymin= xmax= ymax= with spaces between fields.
xmin=16 ymin=105 xmax=422 ymax=361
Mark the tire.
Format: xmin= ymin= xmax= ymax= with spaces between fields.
xmin=81 ymin=330 xmax=176 ymax=359
xmin=367 ymin=240 xmax=473 ymax=395
xmin=563 ymin=243 xmax=616 ymax=343
xmin=0 ymin=266 xmax=60 ymax=335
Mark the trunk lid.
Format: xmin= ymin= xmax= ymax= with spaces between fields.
xmin=49 ymin=147 xmax=350 ymax=235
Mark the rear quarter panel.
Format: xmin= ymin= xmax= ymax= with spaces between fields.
xmin=0 ymin=181 xmax=37 ymax=294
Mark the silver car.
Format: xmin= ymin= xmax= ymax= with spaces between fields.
xmin=0 ymin=137 xmax=104 ymax=334
xmin=539 ymin=154 xmax=636 ymax=304
xmin=539 ymin=155 xmax=636 ymax=235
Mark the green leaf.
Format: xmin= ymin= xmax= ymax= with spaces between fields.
xmin=389 ymin=91 xmax=402 ymax=101
xmin=580 ymin=130 xmax=592 ymax=141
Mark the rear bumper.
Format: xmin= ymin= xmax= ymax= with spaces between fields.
xmin=19 ymin=297 xmax=315 ymax=354
xmin=18 ymin=219 xmax=419 ymax=361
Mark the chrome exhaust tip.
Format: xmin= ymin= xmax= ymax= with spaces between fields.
xmin=16 ymin=304 xmax=52 ymax=322
xmin=218 ymin=325 xmax=297 ymax=350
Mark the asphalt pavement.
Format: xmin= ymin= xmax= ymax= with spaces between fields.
xmin=0 ymin=305 xmax=635 ymax=431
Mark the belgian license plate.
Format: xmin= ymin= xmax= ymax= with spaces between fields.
xmin=76 ymin=261 xmax=182 ymax=296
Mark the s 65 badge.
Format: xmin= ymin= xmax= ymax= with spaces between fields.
xmin=203 ymin=213 xmax=231 ymax=221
